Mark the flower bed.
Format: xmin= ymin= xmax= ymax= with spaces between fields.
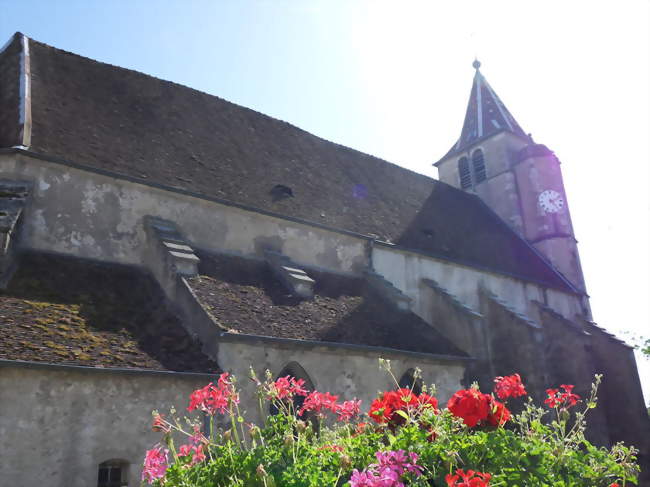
xmin=142 ymin=360 xmax=639 ymax=486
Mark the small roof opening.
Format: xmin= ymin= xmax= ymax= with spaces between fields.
xmin=270 ymin=184 xmax=294 ymax=201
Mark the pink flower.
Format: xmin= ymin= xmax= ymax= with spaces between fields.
xmin=349 ymin=450 xmax=422 ymax=487
xmin=298 ymin=391 xmax=339 ymax=417
xmin=191 ymin=444 xmax=206 ymax=464
xmin=178 ymin=444 xmax=192 ymax=457
xmin=335 ymin=399 xmax=362 ymax=422
xmin=268 ymin=375 xmax=309 ymax=400
xmin=350 ymin=469 xmax=377 ymax=487
xmin=178 ymin=443 xmax=206 ymax=466
xmin=190 ymin=424 xmax=208 ymax=445
xmin=151 ymin=413 xmax=171 ymax=433
xmin=375 ymin=450 xmax=423 ymax=477
xmin=187 ymin=375 xmax=239 ymax=416
xmin=142 ymin=446 xmax=168 ymax=483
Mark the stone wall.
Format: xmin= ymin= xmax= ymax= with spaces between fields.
xmin=0 ymin=361 xmax=216 ymax=487
xmin=211 ymin=334 xmax=467 ymax=425
xmin=586 ymin=325 xmax=650 ymax=474
xmin=371 ymin=244 xmax=584 ymax=324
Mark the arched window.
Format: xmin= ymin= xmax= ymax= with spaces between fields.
xmin=269 ymin=361 xmax=315 ymax=416
xmin=398 ymin=368 xmax=423 ymax=395
xmin=472 ymin=149 xmax=486 ymax=183
xmin=458 ymin=157 xmax=471 ymax=189
xmin=97 ymin=459 xmax=129 ymax=487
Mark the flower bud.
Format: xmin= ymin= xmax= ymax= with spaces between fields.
xmin=223 ymin=429 xmax=232 ymax=442
xmin=248 ymin=424 xmax=260 ymax=438
xmin=257 ymin=464 xmax=268 ymax=478
xmin=295 ymin=420 xmax=307 ymax=433
xmin=283 ymin=433 xmax=294 ymax=446
xmin=340 ymin=454 xmax=352 ymax=469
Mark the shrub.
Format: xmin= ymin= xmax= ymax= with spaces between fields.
xmin=142 ymin=361 xmax=639 ymax=486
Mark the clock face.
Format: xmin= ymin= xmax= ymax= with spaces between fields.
xmin=538 ymin=189 xmax=565 ymax=214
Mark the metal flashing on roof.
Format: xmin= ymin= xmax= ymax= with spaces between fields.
xmin=0 ymin=358 xmax=219 ymax=378
xmin=217 ymin=331 xmax=475 ymax=363
xmin=18 ymin=34 xmax=31 ymax=148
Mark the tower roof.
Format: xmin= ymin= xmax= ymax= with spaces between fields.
xmin=437 ymin=61 xmax=530 ymax=163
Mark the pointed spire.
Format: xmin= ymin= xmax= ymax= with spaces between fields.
xmin=437 ymin=61 xmax=529 ymax=163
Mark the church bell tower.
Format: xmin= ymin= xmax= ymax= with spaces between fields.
xmin=434 ymin=61 xmax=586 ymax=293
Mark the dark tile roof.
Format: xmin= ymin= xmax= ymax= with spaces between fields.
xmin=0 ymin=35 xmax=21 ymax=148
xmin=187 ymin=252 xmax=468 ymax=356
xmin=0 ymin=34 xmax=571 ymax=291
xmin=0 ymin=251 xmax=219 ymax=373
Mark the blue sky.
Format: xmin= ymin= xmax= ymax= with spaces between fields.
xmin=1 ymin=0 xmax=648 ymax=400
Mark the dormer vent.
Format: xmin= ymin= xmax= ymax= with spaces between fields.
xmin=264 ymin=250 xmax=315 ymax=298
xmin=271 ymin=184 xmax=294 ymax=201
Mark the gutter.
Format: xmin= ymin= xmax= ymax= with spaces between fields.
xmin=0 ymin=358 xmax=219 ymax=378
xmin=217 ymin=331 xmax=475 ymax=363
xmin=18 ymin=33 xmax=32 ymax=149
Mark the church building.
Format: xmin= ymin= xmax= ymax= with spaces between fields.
xmin=0 ymin=33 xmax=647 ymax=485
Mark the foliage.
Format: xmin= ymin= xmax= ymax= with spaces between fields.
xmin=141 ymin=361 xmax=639 ymax=487
xmin=641 ymin=337 xmax=650 ymax=359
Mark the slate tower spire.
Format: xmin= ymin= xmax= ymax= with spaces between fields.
xmin=435 ymin=61 xmax=588 ymax=298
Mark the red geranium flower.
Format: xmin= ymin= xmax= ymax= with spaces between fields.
xmin=368 ymin=388 xmax=437 ymax=427
xmin=369 ymin=396 xmax=394 ymax=424
xmin=447 ymin=389 xmax=490 ymax=427
xmin=493 ymin=374 xmax=527 ymax=400
xmin=385 ymin=388 xmax=419 ymax=410
xmin=485 ymin=397 xmax=510 ymax=427
xmin=544 ymin=384 xmax=580 ymax=409
xmin=446 ymin=468 xmax=492 ymax=487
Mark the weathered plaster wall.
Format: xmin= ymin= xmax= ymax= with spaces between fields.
xmin=419 ymin=280 xmax=485 ymax=360
xmin=0 ymin=363 xmax=215 ymax=487
xmin=372 ymin=244 xmax=584 ymax=324
xmin=586 ymin=327 xmax=650 ymax=473
xmin=481 ymin=292 xmax=547 ymax=400
xmin=0 ymin=153 xmax=367 ymax=273
xmin=537 ymin=307 xmax=611 ymax=446
xmin=212 ymin=336 xmax=467 ymax=425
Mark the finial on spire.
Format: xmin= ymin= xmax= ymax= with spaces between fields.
xmin=472 ymin=59 xmax=481 ymax=70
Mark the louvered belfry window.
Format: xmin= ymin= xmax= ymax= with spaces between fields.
xmin=472 ymin=149 xmax=487 ymax=183
xmin=458 ymin=157 xmax=472 ymax=189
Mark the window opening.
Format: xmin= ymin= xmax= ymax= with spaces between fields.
xmin=398 ymin=368 xmax=423 ymax=395
xmin=458 ymin=157 xmax=472 ymax=189
xmin=97 ymin=460 xmax=128 ymax=487
xmin=269 ymin=362 xmax=314 ymax=416
xmin=472 ymin=149 xmax=487 ymax=183
xmin=270 ymin=184 xmax=294 ymax=201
